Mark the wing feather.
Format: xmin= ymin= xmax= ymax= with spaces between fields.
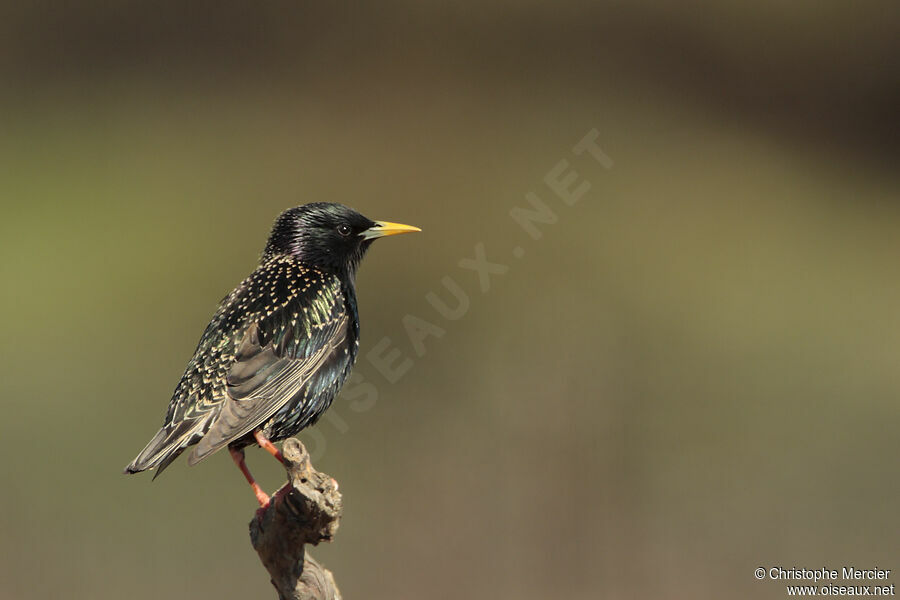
xmin=125 ymin=255 xmax=354 ymax=475
xmin=187 ymin=278 xmax=350 ymax=464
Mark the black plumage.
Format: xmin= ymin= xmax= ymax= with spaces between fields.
xmin=124 ymin=203 xmax=419 ymax=493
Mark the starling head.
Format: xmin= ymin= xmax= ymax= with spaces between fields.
xmin=263 ymin=202 xmax=420 ymax=276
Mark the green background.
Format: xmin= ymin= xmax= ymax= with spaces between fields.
xmin=1 ymin=2 xmax=897 ymax=599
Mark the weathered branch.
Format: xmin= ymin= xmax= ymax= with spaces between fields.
xmin=249 ymin=438 xmax=343 ymax=600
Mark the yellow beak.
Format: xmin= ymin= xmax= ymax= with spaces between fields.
xmin=361 ymin=220 xmax=422 ymax=240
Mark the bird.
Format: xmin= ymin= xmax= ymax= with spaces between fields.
xmin=124 ymin=202 xmax=420 ymax=506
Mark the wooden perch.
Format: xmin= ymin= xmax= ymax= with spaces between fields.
xmin=249 ymin=438 xmax=343 ymax=600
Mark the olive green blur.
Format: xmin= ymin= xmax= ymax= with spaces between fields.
xmin=1 ymin=3 xmax=897 ymax=599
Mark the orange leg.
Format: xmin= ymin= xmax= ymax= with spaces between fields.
xmin=229 ymin=446 xmax=270 ymax=507
xmin=254 ymin=430 xmax=284 ymax=464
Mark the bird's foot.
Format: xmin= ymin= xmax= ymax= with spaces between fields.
xmin=253 ymin=483 xmax=271 ymax=508
xmin=230 ymin=446 xmax=272 ymax=508
xmin=254 ymin=430 xmax=284 ymax=465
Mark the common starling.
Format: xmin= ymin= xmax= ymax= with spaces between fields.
xmin=124 ymin=202 xmax=420 ymax=505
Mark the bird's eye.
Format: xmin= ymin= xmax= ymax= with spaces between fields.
xmin=337 ymin=224 xmax=352 ymax=237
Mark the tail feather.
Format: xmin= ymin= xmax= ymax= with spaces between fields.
xmin=123 ymin=420 xmax=204 ymax=477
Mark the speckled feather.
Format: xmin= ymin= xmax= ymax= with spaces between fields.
xmin=124 ymin=204 xmax=378 ymax=478
xmin=126 ymin=254 xmax=358 ymax=476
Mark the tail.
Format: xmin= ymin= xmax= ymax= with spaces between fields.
xmin=123 ymin=420 xmax=205 ymax=480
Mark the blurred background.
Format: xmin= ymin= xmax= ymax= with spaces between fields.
xmin=1 ymin=2 xmax=898 ymax=599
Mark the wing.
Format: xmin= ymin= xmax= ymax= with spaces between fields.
xmin=125 ymin=255 xmax=352 ymax=476
xmin=186 ymin=268 xmax=351 ymax=464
